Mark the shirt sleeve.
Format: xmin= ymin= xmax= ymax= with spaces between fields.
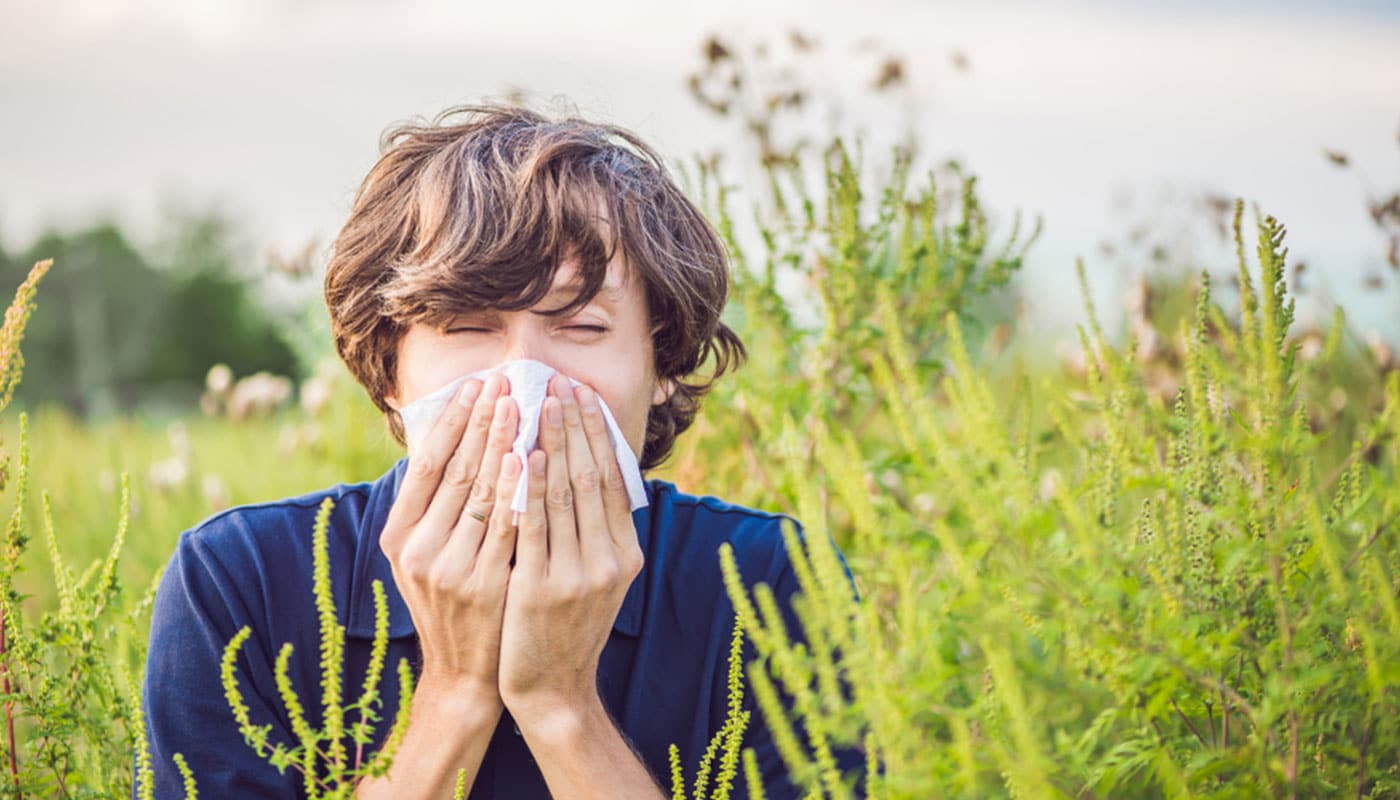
xmin=732 ymin=519 xmax=869 ymax=800
xmin=135 ymin=530 xmax=303 ymax=799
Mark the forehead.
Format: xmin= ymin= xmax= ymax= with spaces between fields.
xmin=543 ymin=255 xmax=639 ymax=309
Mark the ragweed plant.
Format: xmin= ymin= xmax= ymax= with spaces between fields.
xmin=670 ymin=133 xmax=1037 ymax=503
xmin=0 ymin=260 xmax=163 ymax=799
xmin=668 ymin=619 xmax=752 ymax=800
xmin=712 ymin=200 xmax=1400 ymax=798
xmin=218 ymin=497 xmax=414 ymax=799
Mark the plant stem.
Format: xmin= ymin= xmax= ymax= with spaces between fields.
xmin=54 ymin=751 xmax=71 ymax=799
xmin=1222 ymin=652 xmax=1244 ymax=749
xmin=2 ymin=606 xmax=22 ymax=800
xmin=1355 ymin=707 xmax=1371 ymax=799
xmin=1287 ymin=708 xmax=1299 ymax=800
xmin=1343 ymin=507 xmax=1399 ymax=571
xmin=1204 ymin=699 xmax=1217 ymax=748
xmin=1170 ymin=698 xmax=1208 ymax=747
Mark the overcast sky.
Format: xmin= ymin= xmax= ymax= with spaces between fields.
xmin=2 ymin=0 xmax=1397 ymax=340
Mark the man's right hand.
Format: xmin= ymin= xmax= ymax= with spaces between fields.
xmin=379 ymin=371 xmax=521 ymax=718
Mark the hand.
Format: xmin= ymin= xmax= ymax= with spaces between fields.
xmin=497 ymin=374 xmax=645 ymax=727
xmin=379 ymin=372 xmax=522 ymax=718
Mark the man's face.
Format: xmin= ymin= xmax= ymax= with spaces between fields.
xmin=386 ymin=253 xmax=671 ymax=461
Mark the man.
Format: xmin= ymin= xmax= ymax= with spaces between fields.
xmin=138 ymin=104 xmax=862 ymax=798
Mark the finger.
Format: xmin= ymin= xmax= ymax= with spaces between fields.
xmin=576 ymin=384 xmax=633 ymax=545
xmin=433 ymin=384 xmax=515 ymax=570
xmin=539 ymin=391 xmax=579 ymax=569
xmin=514 ymin=450 xmax=548 ymax=577
xmin=474 ymin=452 xmax=522 ymax=579
xmin=414 ymin=375 xmax=500 ymax=542
xmin=458 ymin=389 xmax=517 ymax=529
xmin=385 ymin=377 xmax=485 ymax=535
xmin=556 ymin=377 xmax=610 ymax=564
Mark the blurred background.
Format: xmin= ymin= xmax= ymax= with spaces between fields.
xmin=1 ymin=0 xmax=1397 ymax=417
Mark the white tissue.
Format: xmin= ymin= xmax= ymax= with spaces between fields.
xmin=397 ymin=359 xmax=648 ymax=513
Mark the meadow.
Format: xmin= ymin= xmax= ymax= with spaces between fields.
xmin=2 ymin=142 xmax=1398 ymax=800
xmin=2 ymin=41 xmax=1399 ymax=797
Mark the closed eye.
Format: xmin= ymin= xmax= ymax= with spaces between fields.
xmin=565 ymin=325 xmax=608 ymax=333
xmin=446 ymin=326 xmax=492 ymax=334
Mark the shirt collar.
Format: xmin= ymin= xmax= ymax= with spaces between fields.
xmin=346 ymin=458 xmax=652 ymax=640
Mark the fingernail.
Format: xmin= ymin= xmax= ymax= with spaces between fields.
xmin=457 ymin=379 xmax=481 ymax=407
xmin=503 ymin=453 xmax=520 ymax=476
xmin=530 ymin=451 xmax=546 ymax=477
xmin=494 ymin=396 xmax=516 ymax=427
xmin=545 ymin=400 xmax=562 ymax=427
xmin=577 ymin=386 xmax=597 ymax=409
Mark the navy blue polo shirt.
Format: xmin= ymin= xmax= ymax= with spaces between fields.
xmin=137 ymin=458 xmax=865 ymax=798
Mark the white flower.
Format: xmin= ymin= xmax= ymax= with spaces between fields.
xmin=206 ymin=363 xmax=234 ymax=395
xmin=300 ymin=376 xmax=332 ymax=416
xmin=228 ymin=372 xmax=293 ymax=419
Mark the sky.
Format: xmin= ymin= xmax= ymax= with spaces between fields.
xmin=2 ymin=0 xmax=1398 ymax=342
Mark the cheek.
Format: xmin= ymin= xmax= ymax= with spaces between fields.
xmin=397 ymin=364 xmax=459 ymax=408
xmin=393 ymin=331 xmax=494 ymax=408
xmin=576 ymin=370 xmax=655 ymax=458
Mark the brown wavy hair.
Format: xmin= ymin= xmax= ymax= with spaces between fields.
xmin=324 ymin=103 xmax=745 ymax=470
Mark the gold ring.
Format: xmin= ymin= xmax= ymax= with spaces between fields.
xmin=464 ymin=506 xmax=488 ymax=524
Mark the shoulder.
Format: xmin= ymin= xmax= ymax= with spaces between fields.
xmin=643 ymin=479 xmax=804 ymax=588
xmin=160 ymin=479 xmax=380 ymax=633
xmin=176 ymin=480 xmax=373 ymax=570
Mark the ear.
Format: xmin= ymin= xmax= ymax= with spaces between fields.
xmin=651 ymin=377 xmax=677 ymax=407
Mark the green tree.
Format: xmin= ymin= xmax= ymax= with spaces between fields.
xmin=2 ymin=213 xmax=299 ymax=415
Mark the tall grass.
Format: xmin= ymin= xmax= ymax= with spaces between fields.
xmin=691 ymin=143 xmax=1400 ymax=795
xmin=1 ymin=128 xmax=1398 ymax=799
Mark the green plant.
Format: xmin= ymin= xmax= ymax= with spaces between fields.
xmin=215 ymin=498 xmax=413 ymax=800
xmin=715 ymin=201 xmax=1400 ymax=798
xmin=0 ymin=260 xmax=162 ymax=799
xmin=666 ymin=132 xmax=1036 ymax=504
xmin=667 ymin=620 xmax=752 ymax=800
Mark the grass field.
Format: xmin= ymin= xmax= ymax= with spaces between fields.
xmin=4 ymin=163 xmax=1400 ymax=798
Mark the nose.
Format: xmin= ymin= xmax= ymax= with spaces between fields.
xmin=499 ymin=317 xmax=555 ymax=370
